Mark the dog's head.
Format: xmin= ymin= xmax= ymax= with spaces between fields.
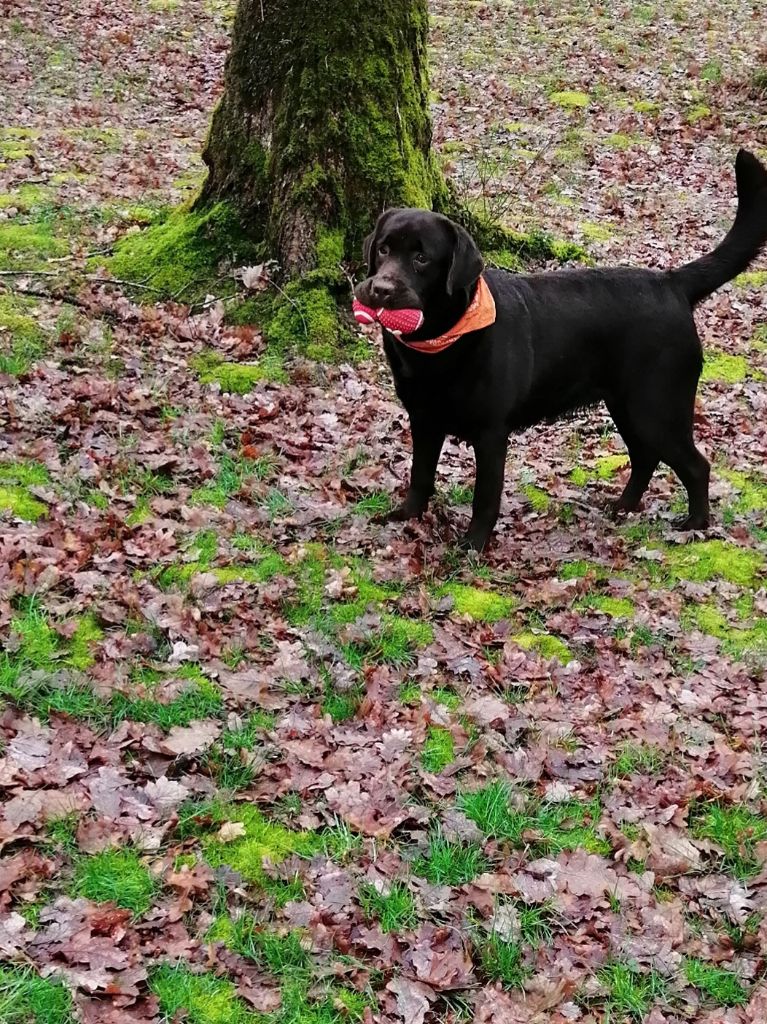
xmin=354 ymin=209 xmax=483 ymax=330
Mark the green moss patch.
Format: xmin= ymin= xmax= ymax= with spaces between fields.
xmin=183 ymin=802 xmax=317 ymax=884
xmin=483 ymin=227 xmax=586 ymax=268
xmin=107 ymin=202 xmax=257 ymax=301
xmin=0 ymin=294 xmax=48 ymax=374
xmin=72 ymin=849 xmax=156 ymax=914
xmin=191 ymin=348 xmax=286 ymax=392
xmin=263 ymin=281 xmax=363 ymax=363
xmin=512 ymin=630 xmax=572 ymax=663
xmin=570 ymin=453 xmax=628 ymax=486
xmin=660 ymin=540 xmax=763 ymax=587
xmin=0 ymin=184 xmax=49 ymax=212
xmin=0 ymin=220 xmax=68 ymax=270
xmin=342 ymin=614 xmax=433 ymax=667
xmin=684 ymin=602 xmax=767 ymax=659
xmin=734 ymin=269 xmax=767 ymax=289
xmin=558 ymin=559 xmax=608 ymax=581
xmin=0 ymin=484 xmax=47 ymax=520
xmin=686 ymin=103 xmax=711 ymax=124
xmin=700 ymin=352 xmax=754 ymax=384
xmin=441 ymin=583 xmax=516 ymax=622
xmin=550 ymin=90 xmax=590 ymax=108
xmin=522 ymin=483 xmax=551 ymax=513
xmin=721 ymin=468 xmax=767 ymax=513
xmin=0 ymin=603 xmax=105 ymax=701
xmin=578 ymin=595 xmax=635 ymax=618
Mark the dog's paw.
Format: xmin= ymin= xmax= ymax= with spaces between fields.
xmin=674 ymin=514 xmax=710 ymax=532
xmin=456 ymin=531 xmax=489 ymax=554
xmin=375 ymin=502 xmax=425 ymax=525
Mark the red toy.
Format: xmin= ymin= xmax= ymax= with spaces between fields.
xmin=352 ymin=299 xmax=424 ymax=336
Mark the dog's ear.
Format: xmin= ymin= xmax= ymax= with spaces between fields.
xmin=447 ymin=222 xmax=483 ymax=296
xmin=362 ymin=209 xmax=397 ymax=276
xmin=362 ymin=229 xmax=377 ymax=276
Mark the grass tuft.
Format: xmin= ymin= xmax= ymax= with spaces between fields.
xmin=358 ymin=881 xmax=418 ymax=933
xmin=72 ymin=848 xmax=156 ymax=914
xmin=412 ymin=833 xmax=489 ymax=885
xmin=684 ymin=958 xmax=748 ymax=1007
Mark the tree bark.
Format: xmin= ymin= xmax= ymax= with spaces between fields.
xmin=197 ymin=0 xmax=445 ymax=275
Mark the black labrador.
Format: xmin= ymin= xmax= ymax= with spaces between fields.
xmin=355 ymin=149 xmax=767 ymax=551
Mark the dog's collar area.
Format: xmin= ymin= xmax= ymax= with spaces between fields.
xmin=398 ymin=275 xmax=497 ymax=354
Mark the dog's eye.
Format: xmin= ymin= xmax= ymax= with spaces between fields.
xmin=378 ymin=244 xmax=389 ymax=256
xmin=414 ymin=252 xmax=428 ymax=265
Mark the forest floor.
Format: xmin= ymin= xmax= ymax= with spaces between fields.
xmin=1 ymin=1 xmax=767 ymax=1022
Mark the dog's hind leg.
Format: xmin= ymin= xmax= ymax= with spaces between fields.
xmin=609 ymin=378 xmax=709 ymax=530
xmin=656 ymin=436 xmax=710 ymax=530
xmin=606 ymin=403 xmax=660 ymax=513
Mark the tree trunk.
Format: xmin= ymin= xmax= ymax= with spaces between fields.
xmin=197 ymin=0 xmax=445 ymax=275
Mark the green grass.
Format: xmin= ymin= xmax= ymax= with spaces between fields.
xmin=689 ymin=802 xmax=767 ymax=876
xmin=208 ymin=915 xmax=310 ymax=975
xmin=351 ymin=491 xmax=392 ymax=517
xmin=412 ymin=834 xmax=489 ymax=885
xmin=594 ymin=962 xmax=667 ymax=1019
xmin=72 ymin=848 xmax=156 ymax=914
xmin=421 ymin=726 xmax=455 ymax=773
xmin=151 ymin=964 xmax=262 ymax=1024
xmin=341 ymin=615 xmax=433 ymax=667
xmin=475 ymin=936 xmax=529 ymax=989
xmin=192 ymin=349 xmax=286 ymax=391
xmin=684 ymin=958 xmax=748 ymax=1007
xmin=610 ymin=742 xmax=666 ymax=779
xmin=190 ymin=453 xmax=276 ymax=508
xmin=459 ymin=781 xmax=609 ymax=855
xmin=0 ymin=967 xmax=74 ymax=1024
xmin=45 ymin=813 xmax=79 ymax=851
xmin=358 ymin=881 xmax=418 ymax=933
xmin=322 ymin=682 xmax=362 ymax=723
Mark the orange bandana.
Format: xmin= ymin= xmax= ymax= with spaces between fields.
xmin=400 ymin=276 xmax=497 ymax=354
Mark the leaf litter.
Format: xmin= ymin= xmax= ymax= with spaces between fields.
xmin=1 ymin=0 xmax=767 ymax=1022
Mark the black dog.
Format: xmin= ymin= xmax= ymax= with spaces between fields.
xmin=355 ymin=150 xmax=767 ymax=551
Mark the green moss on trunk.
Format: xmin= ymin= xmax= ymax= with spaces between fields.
xmin=198 ymin=0 xmax=443 ymax=273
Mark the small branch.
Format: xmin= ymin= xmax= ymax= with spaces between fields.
xmin=0 ymin=284 xmax=90 ymax=309
xmin=0 ymin=269 xmax=64 ymax=277
xmin=87 ymin=276 xmax=166 ymax=294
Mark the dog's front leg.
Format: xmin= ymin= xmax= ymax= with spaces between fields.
xmin=460 ymin=432 xmax=508 ymax=551
xmin=388 ymin=417 xmax=445 ymax=521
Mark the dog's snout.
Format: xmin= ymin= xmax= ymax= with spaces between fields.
xmin=369 ymin=278 xmax=396 ymax=304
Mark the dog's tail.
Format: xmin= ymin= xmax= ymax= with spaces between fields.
xmin=671 ymin=149 xmax=767 ymax=306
